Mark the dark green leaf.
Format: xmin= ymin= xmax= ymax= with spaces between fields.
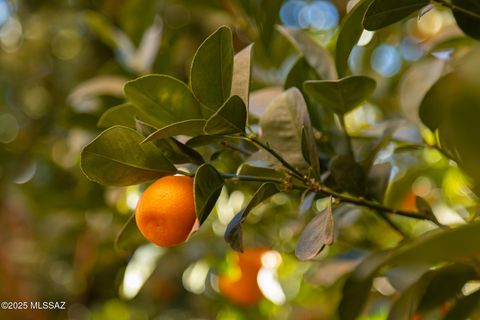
xmin=124 ymin=74 xmax=204 ymax=126
xmin=339 ymin=250 xmax=393 ymax=320
xmin=141 ymin=119 xmax=206 ymax=143
xmin=225 ymin=183 xmax=280 ymax=251
xmin=444 ymin=289 xmax=480 ymax=320
xmin=452 ymin=0 xmax=480 ymax=40
xmin=329 ymin=154 xmax=366 ymax=196
xmin=204 ymin=95 xmax=247 ymax=135
xmin=418 ymin=263 xmax=476 ymax=312
xmin=363 ymin=0 xmax=430 ymax=30
xmin=224 ymin=212 xmax=244 ymax=252
xmin=304 ymin=75 xmax=376 ymax=116
xmin=388 ymin=270 xmax=435 ymax=320
xmin=194 ymin=164 xmax=224 ymax=225
xmin=232 ymin=44 xmax=253 ymax=106
xmin=259 ymin=88 xmax=313 ymax=171
xmin=277 ymin=26 xmax=337 ymax=80
xmin=295 ymin=197 xmax=334 ymax=261
xmin=80 ymin=126 xmax=176 ymax=186
xmin=190 ymin=26 xmax=233 ymax=109
xmin=336 ymin=0 xmax=374 ymax=77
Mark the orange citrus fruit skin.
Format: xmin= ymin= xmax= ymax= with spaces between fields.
xmin=135 ymin=176 xmax=196 ymax=247
xmin=218 ymin=248 xmax=266 ymax=306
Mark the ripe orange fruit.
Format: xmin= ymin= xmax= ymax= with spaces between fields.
xmin=135 ymin=175 xmax=197 ymax=247
xmin=218 ymin=248 xmax=266 ymax=306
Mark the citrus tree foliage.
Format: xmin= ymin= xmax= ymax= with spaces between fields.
xmin=3 ymin=0 xmax=480 ymax=318
xmin=79 ymin=0 xmax=480 ymax=315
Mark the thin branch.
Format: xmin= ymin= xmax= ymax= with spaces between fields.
xmin=246 ymin=135 xmax=306 ymax=181
xmin=220 ymin=141 xmax=253 ymax=156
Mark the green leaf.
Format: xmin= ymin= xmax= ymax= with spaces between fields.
xmin=363 ymin=0 xmax=430 ymax=31
xmin=336 ymin=0 xmax=374 ymax=77
xmin=232 ymin=44 xmax=253 ymax=106
xmin=98 ymin=104 xmax=138 ymax=129
xmin=444 ymin=289 xmax=480 ymax=320
xmin=419 ymin=49 xmax=480 ymax=193
xmin=284 ymin=56 xmax=327 ymax=129
xmin=388 ymin=222 xmax=480 ymax=265
xmin=452 ymin=0 xmax=480 ymax=40
xmin=418 ymin=263 xmax=476 ymax=312
xmin=388 ymin=270 xmax=435 ymax=320
xmin=295 ymin=197 xmax=334 ymax=261
xmin=80 ymin=126 xmax=176 ymax=186
xmin=259 ymin=87 xmax=314 ymax=172
xmin=236 ymin=163 xmax=285 ymax=180
xmin=194 ymin=164 xmax=224 ymax=225
xmin=136 ymin=120 xmax=205 ymax=165
xmin=204 ymin=95 xmax=247 ymax=135
xmin=124 ymin=74 xmax=204 ymax=127
xmin=329 ymin=154 xmax=366 ymax=196
xmin=141 ymin=119 xmax=206 ymax=143
xmin=190 ymin=26 xmax=233 ymax=109
xmin=339 ymin=250 xmax=393 ymax=320
xmin=277 ymin=26 xmax=337 ymax=80
xmin=224 ymin=183 xmax=280 ymax=252
xmin=115 ymin=213 xmax=145 ymax=252
xmin=304 ymin=75 xmax=376 ymax=116
xmin=224 ymin=212 xmax=244 ymax=252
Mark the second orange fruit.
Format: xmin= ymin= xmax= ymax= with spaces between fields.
xmin=135 ymin=175 xmax=197 ymax=247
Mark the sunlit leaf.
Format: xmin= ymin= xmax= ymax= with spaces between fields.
xmin=232 ymin=44 xmax=253 ymax=106
xmin=81 ymin=126 xmax=176 ymax=186
xmin=190 ymin=26 xmax=233 ymax=109
xmin=124 ymin=75 xmax=204 ymax=126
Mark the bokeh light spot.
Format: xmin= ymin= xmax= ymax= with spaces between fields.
xmin=0 ymin=113 xmax=19 ymax=143
xmin=371 ymin=45 xmax=402 ymax=77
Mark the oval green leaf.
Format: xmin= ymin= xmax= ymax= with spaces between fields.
xmin=81 ymin=126 xmax=176 ymax=186
xmin=190 ymin=26 xmax=233 ymax=109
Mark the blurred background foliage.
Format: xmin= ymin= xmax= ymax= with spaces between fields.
xmin=0 ymin=0 xmax=479 ymax=319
